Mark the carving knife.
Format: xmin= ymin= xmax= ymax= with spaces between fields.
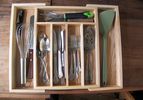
xmin=27 ymin=15 xmax=34 ymax=80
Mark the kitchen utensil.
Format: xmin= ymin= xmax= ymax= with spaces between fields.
xmin=84 ymin=26 xmax=95 ymax=84
xmin=69 ymin=35 xmax=81 ymax=81
xmin=40 ymin=11 xmax=94 ymax=22
xmin=53 ymin=30 xmax=59 ymax=84
xmin=39 ymin=33 xmax=50 ymax=84
xmin=27 ymin=15 xmax=34 ymax=80
xmin=16 ymin=9 xmax=29 ymax=85
xmin=57 ymin=30 xmax=65 ymax=79
xmin=56 ymin=29 xmax=66 ymax=85
xmin=99 ymin=10 xmax=115 ymax=86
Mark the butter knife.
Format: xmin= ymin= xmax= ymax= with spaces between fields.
xmin=57 ymin=29 xmax=63 ymax=78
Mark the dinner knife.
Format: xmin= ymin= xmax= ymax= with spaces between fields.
xmin=53 ymin=30 xmax=59 ymax=84
xmin=57 ymin=29 xmax=63 ymax=78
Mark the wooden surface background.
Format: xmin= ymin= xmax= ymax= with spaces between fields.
xmin=0 ymin=0 xmax=143 ymax=96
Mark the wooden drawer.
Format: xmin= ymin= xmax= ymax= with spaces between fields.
xmin=9 ymin=3 xmax=122 ymax=93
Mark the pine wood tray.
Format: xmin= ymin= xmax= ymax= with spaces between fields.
xmin=9 ymin=3 xmax=122 ymax=93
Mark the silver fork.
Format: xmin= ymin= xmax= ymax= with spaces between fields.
xmin=69 ymin=35 xmax=81 ymax=81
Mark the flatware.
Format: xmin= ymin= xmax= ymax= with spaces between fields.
xmin=53 ymin=30 xmax=59 ymax=84
xmin=38 ymin=33 xmax=50 ymax=84
xmin=57 ymin=30 xmax=65 ymax=79
xmin=69 ymin=35 xmax=80 ymax=81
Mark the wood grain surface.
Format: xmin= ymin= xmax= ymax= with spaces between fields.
xmin=0 ymin=0 xmax=143 ymax=96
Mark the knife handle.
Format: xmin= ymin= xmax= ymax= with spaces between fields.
xmin=65 ymin=11 xmax=94 ymax=20
xmin=58 ymin=50 xmax=63 ymax=78
xmin=27 ymin=49 xmax=33 ymax=79
xmin=16 ymin=10 xmax=25 ymax=25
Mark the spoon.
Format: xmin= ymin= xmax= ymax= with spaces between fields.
xmin=39 ymin=33 xmax=50 ymax=84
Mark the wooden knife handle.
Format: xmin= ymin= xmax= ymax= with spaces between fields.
xmin=27 ymin=49 xmax=33 ymax=79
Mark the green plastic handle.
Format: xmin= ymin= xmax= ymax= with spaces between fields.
xmin=83 ymin=11 xmax=94 ymax=18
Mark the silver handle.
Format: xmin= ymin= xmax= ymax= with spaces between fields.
xmin=61 ymin=30 xmax=65 ymax=52
xmin=39 ymin=56 xmax=49 ymax=84
xmin=76 ymin=51 xmax=81 ymax=79
xmin=73 ymin=51 xmax=76 ymax=80
xmin=58 ymin=50 xmax=63 ymax=78
xmin=69 ymin=52 xmax=74 ymax=81
xmin=61 ymin=51 xmax=65 ymax=67
xmin=20 ymin=58 xmax=26 ymax=85
xmin=43 ymin=57 xmax=49 ymax=84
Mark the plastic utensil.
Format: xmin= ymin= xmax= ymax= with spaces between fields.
xmin=99 ymin=10 xmax=115 ymax=86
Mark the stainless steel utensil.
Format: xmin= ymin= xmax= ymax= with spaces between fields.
xmin=69 ymin=35 xmax=81 ymax=81
xmin=39 ymin=33 xmax=50 ymax=84
xmin=84 ymin=26 xmax=95 ymax=84
xmin=56 ymin=29 xmax=66 ymax=85
xmin=57 ymin=30 xmax=65 ymax=79
xmin=16 ymin=10 xmax=29 ymax=85
xmin=53 ymin=30 xmax=59 ymax=84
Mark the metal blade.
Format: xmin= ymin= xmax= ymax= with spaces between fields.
xmin=29 ymin=15 xmax=34 ymax=49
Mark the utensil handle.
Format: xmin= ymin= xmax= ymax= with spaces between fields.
xmin=85 ymin=52 xmax=89 ymax=84
xmin=102 ymin=37 xmax=107 ymax=86
xmin=53 ymin=53 xmax=59 ymax=84
xmin=27 ymin=49 xmax=33 ymax=79
xmin=88 ymin=52 xmax=93 ymax=83
xmin=73 ymin=51 xmax=76 ymax=79
xmin=65 ymin=11 xmax=94 ymax=20
xmin=69 ymin=52 xmax=73 ymax=81
xmin=61 ymin=51 xmax=65 ymax=67
xmin=58 ymin=50 xmax=63 ymax=78
xmin=20 ymin=58 xmax=26 ymax=85
xmin=43 ymin=58 xmax=49 ymax=84
xmin=76 ymin=50 xmax=81 ymax=79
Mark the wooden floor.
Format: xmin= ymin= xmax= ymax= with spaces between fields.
xmin=0 ymin=0 xmax=143 ymax=98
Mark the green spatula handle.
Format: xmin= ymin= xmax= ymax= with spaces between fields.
xmin=102 ymin=36 xmax=107 ymax=86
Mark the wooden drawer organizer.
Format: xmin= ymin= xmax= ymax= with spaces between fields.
xmin=9 ymin=3 xmax=122 ymax=92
